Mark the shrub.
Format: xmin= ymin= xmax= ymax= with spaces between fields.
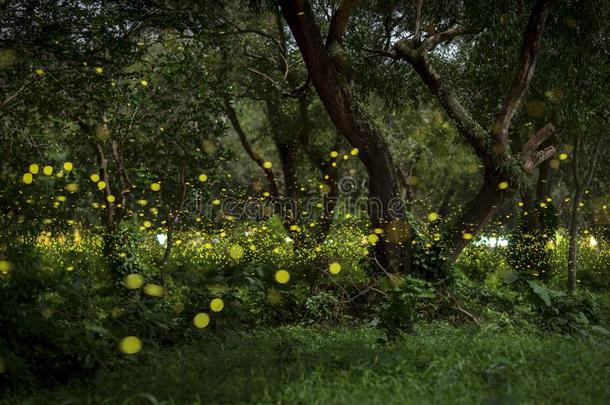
xmin=374 ymin=275 xmax=436 ymax=337
xmin=0 ymin=242 xmax=114 ymax=387
xmin=455 ymin=244 xmax=510 ymax=282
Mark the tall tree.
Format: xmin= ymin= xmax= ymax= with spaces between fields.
xmin=278 ymin=0 xmax=412 ymax=273
xmin=388 ymin=0 xmax=557 ymax=260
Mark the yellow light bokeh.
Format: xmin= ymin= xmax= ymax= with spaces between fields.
xmin=329 ymin=262 xmax=342 ymax=275
xmin=275 ymin=270 xmax=290 ymax=284
xmin=123 ymin=273 xmax=144 ymax=289
xmin=22 ymin=173 xmax=33 ymax=184
xmin=193 ymin=312 xmax=210 ymax=328
xmin=119 ymin=336 xmax=142 ymax=355
xmin=143 ymin=283 xmax=164 ymax=297
xmin=210 ymin=298 xmax=224 ymax=312
xmin=228 ymin=244 xmax=244 ymax=260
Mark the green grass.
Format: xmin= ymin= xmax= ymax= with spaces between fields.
xmin=5 ymin=323 xmax=610 ymax=405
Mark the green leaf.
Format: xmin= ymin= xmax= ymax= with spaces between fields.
xmin=591 ymin=325 xmax=610 ymax=335
xmin=527 ymin=280 xmax=551 ymax=307
xmin=83 ymin=322 xmax=111 ymax=336
xmin=503 ymin=271 xmax=519 ymax=284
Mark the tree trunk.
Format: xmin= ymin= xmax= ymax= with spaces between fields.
xmin=566 ymin=129 xmax=604 ymax=291
xmin=449 ymin=172 xmax=513 ymax=261
xmin=159 ymin=169 xmax=188 ymax=293
xmin=438 ymin=184 xmax=456 ymax=218
xmin=279 ymin=0 xmax=412 ymax=273
xmin=536 ymin=157 xmax=551 ymax=200
xmin=95 ymin=143 xmax=125 ymax=277
xmin=392 ymin=0 xmax=555 ymax=265
xmin=567 ymin=189 xmax=583 ymax=291
xmin=160 ymin=215 xmax=174 ymax=291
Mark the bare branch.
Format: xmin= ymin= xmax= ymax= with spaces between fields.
xmin=243 ymin=49 xmax=278 ymax=67
xmin=1 ymin=76 xmax=44 ymax=109
xmin=245 ymin=67 xmax=307 ymax=98
xmin=217 ymin=20 xmax=283 ymax=52
xmin=364 ymin=47 xmax=399 ymax=60
xmin=522 ymin=146 xmax=556 ymax=171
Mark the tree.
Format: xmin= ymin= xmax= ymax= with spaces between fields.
xmin=277 ymin=0 xmax=413 ymax=273
xmin=215 ymin=8 xmax=343 ymax=250
xmin=388 ymin=0 xmax=557 ymax=261
xmin=566 ymin=129 xmax=605 ymax=291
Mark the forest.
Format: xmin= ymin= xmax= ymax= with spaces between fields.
xmin=1 ymin=0 xmax=609 ymax=403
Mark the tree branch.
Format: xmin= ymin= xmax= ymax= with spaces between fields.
xmin=520 ymin=122 xmax=556 ymax=170
xmin=393 ymin=40 xmax=490 ymax=160
xmin=572 ymin=132 xmax=582 ymax=190
xmin=326 ymin=0 xmax=361 ymax=47
xmin=420 ymin=23 xmax=470 ymax=53
xmin=364 ymin=47 xmax=399 ymax=60
xmin=95 ymin=143 xmax=117 ymax=229
xmin=583 ymin=131 xmax=605 ymax=189
xmin=414 ymin=0 xmax=424 ymax=42
xmin=224 ymin=100 xmax=280 ymax=197
xmin=245 ymin=67 xmax=307 ymax=98
xmin=492 ymin=0 xmax=555 ymax=144
xmin=216 ymin=23 xmax=283 ymax=52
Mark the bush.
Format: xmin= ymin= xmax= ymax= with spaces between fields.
xmin=455 ymin=244 xmax=510 ymax=282
xmin=572 ymin=238 xmax=610 ymax=291
xmin=506 ymin=205 xmax=558 ymax=279
xmin=374 ymin=275 xmax=436 ymax=337
xmin=0 ymin=242 xmax=114 ymax=387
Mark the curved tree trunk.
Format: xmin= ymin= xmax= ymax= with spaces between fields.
xmin=392 ymin=0 xmax=555 ymax=264
xmin=448 ymin=173 xmax=513 ymax=261
xmin=279 ymin=0 xmax=412 ymax=273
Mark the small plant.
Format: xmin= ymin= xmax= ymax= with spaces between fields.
xmin=304 ymin=291 xmax=339 ymax=323
xmin=375 ymin=276 xmax=436 ymax=338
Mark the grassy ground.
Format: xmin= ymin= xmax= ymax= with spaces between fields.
xmin=5 ymin=323 xmax=610 ymax=405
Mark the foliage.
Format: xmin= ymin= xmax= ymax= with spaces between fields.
xmin=4 ymin=325 xmax=610 ymax=404
xmin=0 ymin=241 xmax=113 ymax=386
xmin=0 ymin=0 xmax=609 ymax=401
xmin=375 ymin=275 xmax=437 ymax=337
xmin=455 ymin=244 xmax=511 ymax=282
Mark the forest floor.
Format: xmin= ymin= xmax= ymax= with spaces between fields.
xmin=5 ymin=322 xmax=610 ymax=405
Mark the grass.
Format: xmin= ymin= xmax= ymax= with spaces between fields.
xmin=5 ymin=323 xmax=610 ymax=405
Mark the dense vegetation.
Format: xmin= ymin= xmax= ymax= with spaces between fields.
xmin=0 ymin=0 xmax=609 ymax=403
